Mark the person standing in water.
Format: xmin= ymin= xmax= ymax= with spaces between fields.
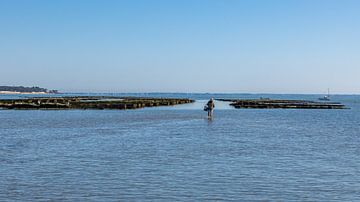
xmin=205 ymin=98 xmax=215 ymax=118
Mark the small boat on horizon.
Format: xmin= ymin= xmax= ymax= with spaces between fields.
xmin=319 ymin=89 xmax=331 ymax=101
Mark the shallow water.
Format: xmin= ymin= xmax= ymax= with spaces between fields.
xmin=1 ymin=94 xmax=360 ymax=201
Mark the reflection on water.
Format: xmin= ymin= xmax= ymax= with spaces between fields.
xmin=150 ymin=100 xmax=234 ymax=110
xmin=1 ymin=94 xmax=360 ymax=201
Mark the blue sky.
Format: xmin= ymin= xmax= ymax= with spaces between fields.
xmin=0 ymin=0 xmax=359 ymax=93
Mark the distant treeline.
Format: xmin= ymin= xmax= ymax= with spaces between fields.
xmin=0 ymin=86 xmax=58 ymax=93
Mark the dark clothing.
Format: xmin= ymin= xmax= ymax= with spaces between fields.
xmin=206 ymin=100 xmax=215 ymax=110
xmin=206 ymin=100 xmax=215 ymax=118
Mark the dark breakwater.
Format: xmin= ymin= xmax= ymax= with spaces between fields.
xmin=0 ymin=96 xmax=194 ymax=110
xmin=218 ymin=98 xmax=346 ymax=109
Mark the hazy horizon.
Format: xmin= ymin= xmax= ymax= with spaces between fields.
xmin=1 ymin=0 xmax=359 ymax=94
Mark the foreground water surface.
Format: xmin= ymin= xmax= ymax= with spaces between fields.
xmin=1 ymin=93 xmax=360 ymax=201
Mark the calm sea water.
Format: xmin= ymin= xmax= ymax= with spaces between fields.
xmin=1 ymin=93 xmax=360 ymax=201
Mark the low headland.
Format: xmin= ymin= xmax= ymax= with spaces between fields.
xmin=0 ymin=86 xmax=58 ymax=94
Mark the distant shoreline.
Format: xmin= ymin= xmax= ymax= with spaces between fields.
xmin=0 ymin=91 xmax=49 ymax=95
xmin=0 ymin=86 xmax=58 ymax=94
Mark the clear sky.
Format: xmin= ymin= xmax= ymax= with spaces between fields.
xmin=0 ymin=0 xmax=359 ymax=93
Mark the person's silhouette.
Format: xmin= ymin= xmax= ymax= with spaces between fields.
xmin=204 ymin=98 xmax=215 ymax=118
